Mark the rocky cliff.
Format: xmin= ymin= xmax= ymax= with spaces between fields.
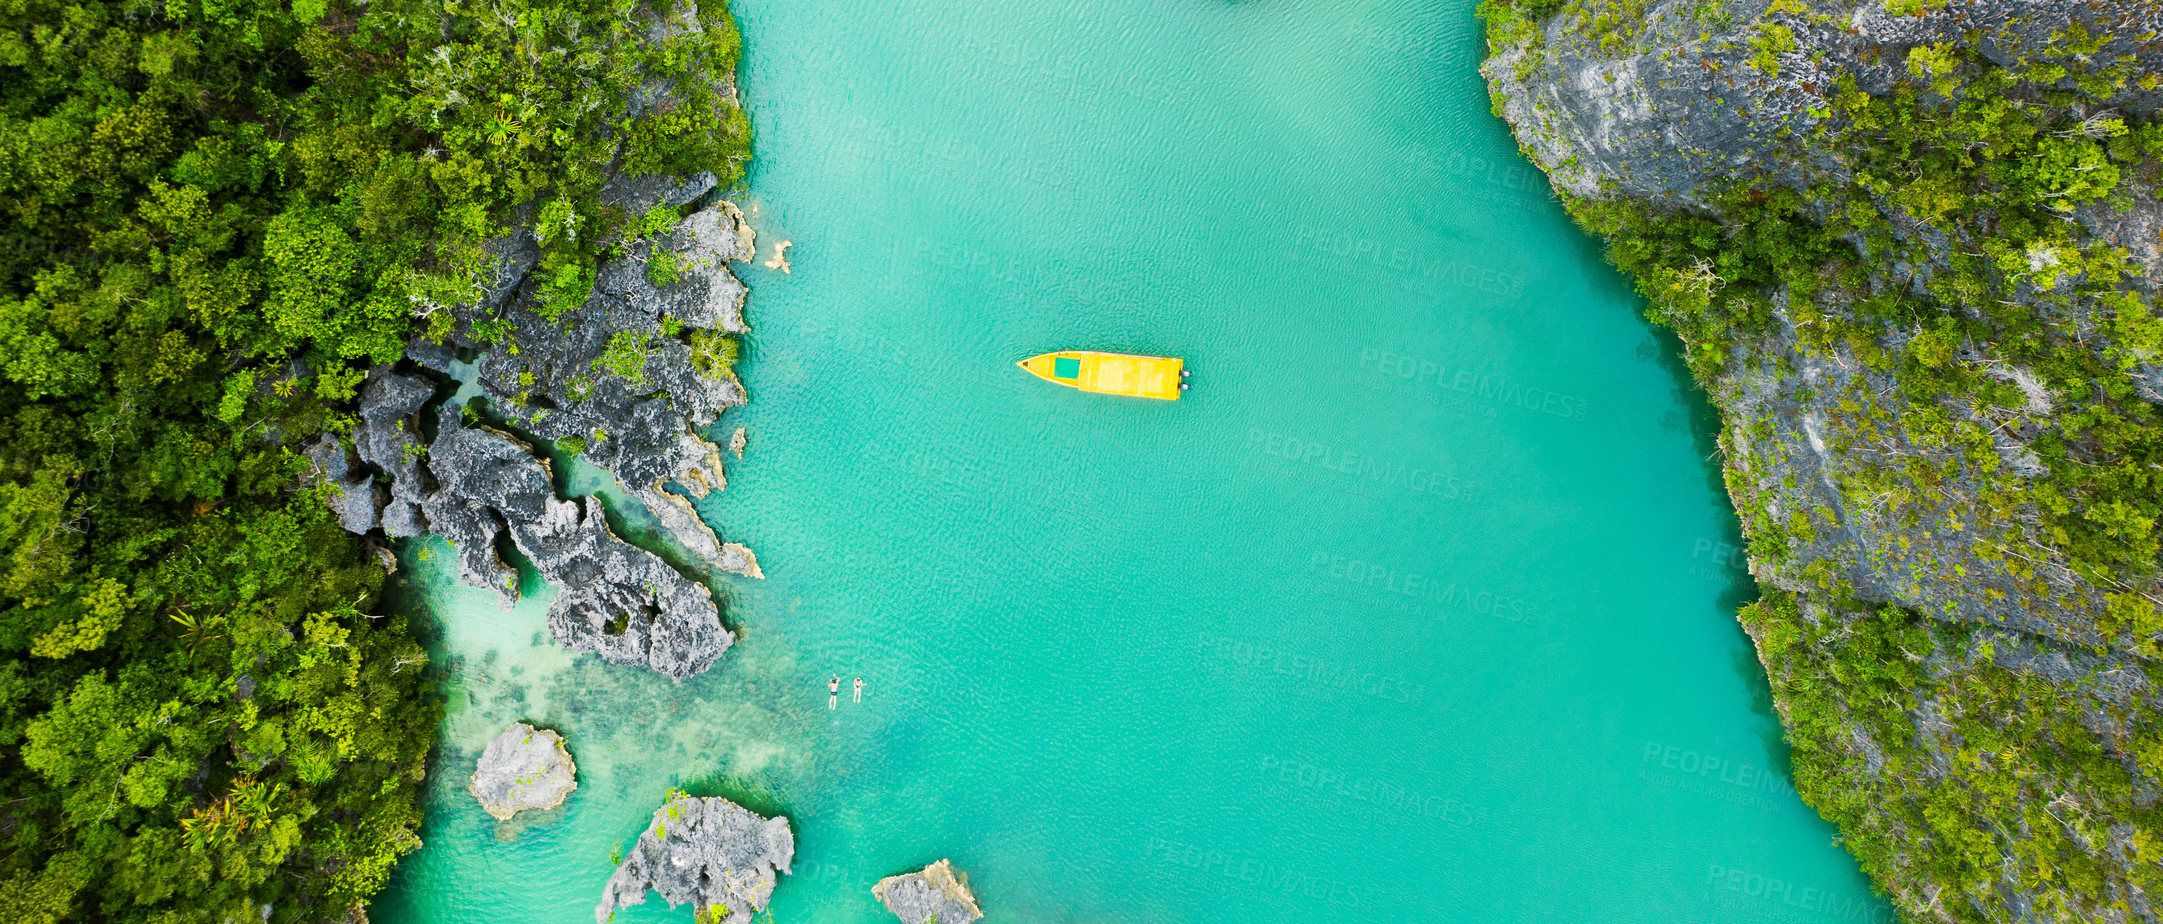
xmin=306 ymin=0 xmax=762 ymax=680
xmin=1484 ymin=0 xmax=2162 ymax=920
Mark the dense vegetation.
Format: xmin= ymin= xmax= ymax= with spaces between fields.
xmin=1482 ymin=2 xmax=2163 ymax=921
xmin=0 ymin=0 xmax=747 ymax=918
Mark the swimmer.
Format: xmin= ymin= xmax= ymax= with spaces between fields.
xmin=828 ymin=675 xmax=839 ymax=711
xmin=853 ymin=677 xmax=863 ymax=703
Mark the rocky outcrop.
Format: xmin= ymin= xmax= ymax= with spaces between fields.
xmin=717 ymin=542 xmax=762 ymax=579
xmin=310 ymin=0 xmax=765 ymax=679
xmin=304 ymin=371 xmax=439 ymax=537
xmin=873 ymin=860 xmax=983 ymax=924
xmin=310 ymin=378 xmax=734 ymax=678
xmin=427 ymin=418 xmax=733 ymax=679
xmin=596 ymin=794 xmax=793 ymax=924
xmin=394 ymin=174 xmax=766 ymax=600
xmin=469 ymin=723 xmax=577 ymax=821
xmin=413 ymin=183 xmax=754 ymax=494
xmin=1483 ymin=1 xmax=2163 ymax=920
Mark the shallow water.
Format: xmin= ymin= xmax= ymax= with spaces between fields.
xmin=372 ymin=1 xmax=1896 ymax=922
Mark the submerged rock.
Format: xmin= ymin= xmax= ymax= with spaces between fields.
xmin=468 ymin=723 xmax=576 ymax=821
xmin=596 ymin=794 xmax=793 ymax=924
xmin=872 ymin=860 xmax=983 ymax=924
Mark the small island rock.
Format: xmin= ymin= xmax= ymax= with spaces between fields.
xmin=597 ymin=794 xmax=794 ymax=924
xmin=468 ymin=723 xmax=576 ymax=822
xmin=873 ymin=859 xmax=983 ymax=924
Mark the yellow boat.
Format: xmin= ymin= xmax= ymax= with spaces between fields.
xmin=1017 ymin=350 xmax=1188 ymax=401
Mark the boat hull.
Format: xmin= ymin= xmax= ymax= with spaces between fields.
xmin=1017 ymin=351 xmax=1184 ymax=401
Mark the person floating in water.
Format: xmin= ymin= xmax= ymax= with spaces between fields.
xmin=828 ymin=675 xmax=839 ymax=711
xmin=853 ymin=677 xmax=864 ymax=703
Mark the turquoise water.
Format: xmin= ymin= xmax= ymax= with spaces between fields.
xmin=374 ymin=1 xmax=1897 ymax=922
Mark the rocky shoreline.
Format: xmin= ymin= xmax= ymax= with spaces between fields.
xmin=1482 ymin=0 xmax=2163 ymax=919
xmin=309 ymin=148 xmax=763 ymax=681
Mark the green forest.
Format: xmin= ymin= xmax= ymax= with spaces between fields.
xmin=0 ymin=0 xmax=746 ymax=918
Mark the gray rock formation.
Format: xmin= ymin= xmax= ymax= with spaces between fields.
xmin=468 ymin=722 xmax=577 ymax=821
xmin=428 ymin=185 xmax=754 ymax=493
xmin=596 ymin=795 xmax=794 ymax=924
xmin=355 ymin=372 xmax=437 ymax=538
xmin=716 ymin=542 xmax=762 ymax=579
xmin=1486 ymin=1 xmax=2162 ymax=213
xmin=312 ymin=385 xmax=734 ymax=678
xmin=305 ymin=433 xmax=382 ymax=535
xmin=398 ymin=177 xmax=765 ymax=600
xmin=427 ymin=418 xmax=733 ymax=679
xmin=304 ymin=370 xmax=440 ymax=537
xmin=873 ymin=860 xmax=983 ymax=924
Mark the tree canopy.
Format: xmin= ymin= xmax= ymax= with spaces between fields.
xmin=0 ymin=0 xmax=748 ymax=917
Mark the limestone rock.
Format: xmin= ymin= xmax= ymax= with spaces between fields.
xmin=634 ymin=485 xmax=727 ymax=567
xmin=306 ymin=434 xmax=382 ymax=534
xmin=1481 ymin=1 xmax=2163 ymax=918
xmin=596 ymin=795 xmax=793 ymax=924
xmin=675 ymin=435 xmax=728 ymax=498
xmin=468 ymin=723 xmax=576 ymax=821
xmin=1482 ymin=0 xmax=2163 ymax=212
xmin=442 ymin=203 xmax=749 ymax=492
xmin=729 ymin=426 xmax=746 ymax=459
xmin=355 ymin=372 xmax=437 ymax=538
xmin=718 ymin=543 xmax=763 ymax=580
xmin=872 ymin=860 xmax=982 ymax=924
xmin=597 ymin=170 xmax=717 ymax=225
xmin=526 ymin=493 xmax=733 ymax=680
xmin=426 ymin=418 xmax=732 ymax=679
